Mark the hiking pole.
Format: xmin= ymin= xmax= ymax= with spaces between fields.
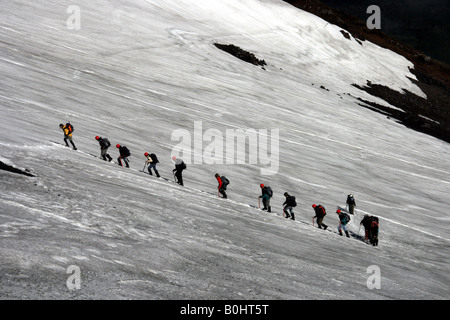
xmin=258 ymin=197 xmax=260 ymax=209
xmin=312 ymin=217 xmax=315 ymax=227
xmin=143 ymin=162 xmax=147 ymax=172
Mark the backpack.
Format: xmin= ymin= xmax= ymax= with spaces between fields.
xmin=317 ymin=205 xmax=326 ymax=216
xmin=121 ymin=146 xmax=130 ymax=157
xmin=266 ymin=186 xmax=273 ymax=197
xmin=150 ymin=153 xmax=159 ymax=163
xmin=348 ymin=195 xmax=355 ymax=204
xmin=102 ymin=138 xmax=111 ymax=148
xmin=221 ymin=176 xmax=230 ymax=186
xmin=342 ymin=213 xmax=351 ymax=223
xmin=66 ymin=122 xmax=74 ymax=133
xmin=289 ymin=196 xmax=297 ymax=207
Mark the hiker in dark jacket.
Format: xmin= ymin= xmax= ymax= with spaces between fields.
xmin=360 ymin=214 xmax=372 ymax=241
xmin=259 ymin=184 xmax=273 ymax=212
xmin=215 ymin=173 xmax=229 ymax=199
xmin=312 ymin=204 xmax=328 ymax=230
xmin=144 ymin=152 xmax=160 ymax=177
xmin=361 ymin=215 xmax=379 ymax=246
xmin=368 ymin=217 xmax=379 ymax=246
xmin=172 ymin=156 xmax=186 ymax=186
xmin=346 ymin=194 xmax=356 ymax=214
xmin=95 ymin=136 xmax=112 ymax=161
xmin=282 ymin=192 xmax=296 ymax=220
xmin=116 ymin=144 xmax=130 ymax=168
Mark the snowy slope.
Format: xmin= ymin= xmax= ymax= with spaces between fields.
xmin=0 ymin=0 xmax=449 ymax=300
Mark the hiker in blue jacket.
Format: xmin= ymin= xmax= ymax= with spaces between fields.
xmin=337 ymin=209 xmax=350 ymax=237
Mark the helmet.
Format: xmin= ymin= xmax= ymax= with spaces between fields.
xmin=59 ymin=123 xmax=64 ymax=128
xmin=172 ymin=156 xmax=177 ymax=161
xmin=260 ymin=184 xmax=264 ymax=188
xmin=144 ymin=152 xmax=149 ymax=157
xmin=95 ymin=136 xmax=100 ymax=140
xmin=312 ymin=204 xmax=317 ymax=208
xmin=284 ymin=192 xmax=289 ymax=197
xmin=336 ymin=209 xmax=341 ymax=213
xmin=215 ymin=173 xmax=220 ymax=177
xmin=116 ymin=144 xmax=121 ymax=148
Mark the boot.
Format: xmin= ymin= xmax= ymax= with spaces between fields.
xmin=290 ymin=213 xmax=295 ymax=220
xmin=339 ymin=229 xmax=343 ymax=236
xmin=323 ymin=224 xmax=328 ymax=231
xmin=268 ymin=207 xmax=271 ymax=213
xmin=155 ymin=170 xmax=160 ymax=178
xmin=345 ymin=231 xmax=350 ymax=238
xmin=106 ymin=154 xmax=112 ymax=162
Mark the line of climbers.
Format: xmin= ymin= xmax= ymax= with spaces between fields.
xmin=59 ymin=125 xmax=379 ymax=246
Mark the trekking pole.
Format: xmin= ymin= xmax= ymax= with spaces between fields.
xmin=143 ymin=162 xmax=147 ymax=172
xmin=312 ymin=217 xmax=315 ymax=227
xmin=258 ymin=197 xmax=260 ymax=209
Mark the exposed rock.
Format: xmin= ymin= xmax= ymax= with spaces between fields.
xmin=0 ymin=161 xmax=35 ymax=177
xmin=214 ymin=43 xmax=267 ymax=68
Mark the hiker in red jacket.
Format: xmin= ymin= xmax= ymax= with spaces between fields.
xmin=312 ymin=204 xmax=328 ymax=230
xmin=215 ymin=173 xmax=229 ymax=199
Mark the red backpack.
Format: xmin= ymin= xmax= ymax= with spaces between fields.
xmin=318 ymin=205 xmax=326 ymax=216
